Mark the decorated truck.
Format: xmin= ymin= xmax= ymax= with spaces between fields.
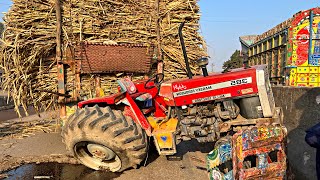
xmin=240 ymin=7 xmax=320 ymax=87
xmin=207 ymin=124 xmax=287 ymax=180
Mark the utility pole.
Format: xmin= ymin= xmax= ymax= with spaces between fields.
xmin=211 ymin=63 xmax=215 ymax=72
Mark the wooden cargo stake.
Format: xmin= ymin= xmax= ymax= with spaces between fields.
xmin=55 ymin=0 xmax=66 ymax=118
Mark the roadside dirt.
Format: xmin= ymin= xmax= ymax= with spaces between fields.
xmin=0 ymin=107 xmax=36 ymax=122
xmin=0 ymin=114 xmax=211 ymax=180
xmin=0 ymin=120 xmax=79 ymax=173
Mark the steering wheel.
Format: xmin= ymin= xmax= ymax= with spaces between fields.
xmin=144 ymin=73 xmax=164 ymax=89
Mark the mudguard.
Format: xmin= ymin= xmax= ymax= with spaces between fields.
xmin=78 ymin=92 xmax=125 ymax=108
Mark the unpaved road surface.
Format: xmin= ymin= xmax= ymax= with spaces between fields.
xmin=0 ymin=107 xmax=37 ymax=122
xmin=0 ymin=122 xmax=211 ymax=180
xmin=0 ymin=91 xmax=37 ymax=122
xmin=0 ymin=94 xmax=211 ymax=180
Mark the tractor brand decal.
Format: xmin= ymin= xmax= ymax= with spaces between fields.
xmin=230 ymin=78 xmax=249 ymax=86
xmin=173 ymin=84 xmax=187 ymax=91
xmin=173 ymin=77 xmax=252 ymax=97
xmin=192 ymin=93 xmax=231 ymax=103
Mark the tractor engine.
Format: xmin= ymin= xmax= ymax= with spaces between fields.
xmin=176 ymin=100 xmax=240 ymax=143
xmin=157 ymin=63 xmax=278 ymax=152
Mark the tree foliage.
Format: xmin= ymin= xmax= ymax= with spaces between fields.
xmin=223 ymin=50 xmax=242 ymax=69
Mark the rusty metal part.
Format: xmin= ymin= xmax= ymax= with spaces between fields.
xmin=58 ymin=97 xmax=79 ymax=104
xmin=75 ymin=43 xmax=153 ymax=74
xmin=219 ymin=107 xmax=283 ymax=133
xmin=35 ymin=90 xmax=71 ymax=98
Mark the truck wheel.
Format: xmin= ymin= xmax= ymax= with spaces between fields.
xmin=61 ymin=105 xmax=148 ymax=172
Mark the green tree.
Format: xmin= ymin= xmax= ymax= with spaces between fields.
xmin=223 ymin=50 xmax=242 ymax=70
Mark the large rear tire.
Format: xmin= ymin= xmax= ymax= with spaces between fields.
xmin=61 ymin=105 xmax=148 ymax=172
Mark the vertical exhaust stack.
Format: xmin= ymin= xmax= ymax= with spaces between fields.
xmin=178 ymin=21 xmax=193 ymax=79
xmin=197 ymin=57 xmax=209 ymax=77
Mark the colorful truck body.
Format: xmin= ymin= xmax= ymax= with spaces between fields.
xmin=240 ymin=7 xmax=320 ymax=87
xmin=207 ymin=125 xmax=287 ymax=180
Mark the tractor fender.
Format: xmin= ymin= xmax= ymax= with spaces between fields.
xmin=78 ymin=92 xmax=152 ymax=136
xmin=121 ymin=94 xmax=152 ymax=136
xmin=78 ymin=92 xmax=125 ymax=108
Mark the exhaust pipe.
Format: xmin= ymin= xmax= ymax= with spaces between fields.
xmin=197 ymin=57 xmax=209 ymax=77
xmin=178 ymin=21 xmax=193 ymax=79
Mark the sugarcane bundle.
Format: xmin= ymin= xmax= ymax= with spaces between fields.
xmin=0 ymin=0 xmax=207 ymax=116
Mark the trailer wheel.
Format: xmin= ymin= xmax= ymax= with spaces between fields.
xmin=61 ymin=105 xmax=148 ymax=172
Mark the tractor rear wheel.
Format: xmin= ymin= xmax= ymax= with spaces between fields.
xmin=61 ymin=105 xmax=148 ymax=172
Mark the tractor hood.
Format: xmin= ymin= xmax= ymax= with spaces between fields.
xmin=159 ymin=66 xmax=263 ymax=107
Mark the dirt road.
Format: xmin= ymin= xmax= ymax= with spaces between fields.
xmin=0 ymin=131 xmax=211 ymax=180
xmin=0 ymin=108 xmax=37 ymax=122
xmin=0 ymin=90 xmax=211 ymax=179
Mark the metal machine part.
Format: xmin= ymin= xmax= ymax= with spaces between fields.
xmin=239 ymin=96 xmax=263 ymax=119
xmin=197 ymin=57 xmax=209 ymax=77
xmin=255 ymin=65 xmax=275 ymax=117
xmin=173 ymin=100 xmax=240 ymax=143
xmin=178 ymin=21 xmax=193 ymax=79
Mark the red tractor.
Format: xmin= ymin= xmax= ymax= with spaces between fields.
xmin=61 ymin=21 xmax=287 ymax=178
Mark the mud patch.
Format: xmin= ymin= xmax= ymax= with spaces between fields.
xmin=3 ymin=163 xmax=121 ymax=180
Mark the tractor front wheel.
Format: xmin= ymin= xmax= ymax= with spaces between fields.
xmin=61 ymin=105 xmax=148 ymax=172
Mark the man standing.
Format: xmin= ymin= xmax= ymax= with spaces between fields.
xmin=305 ymin=122 xmax=320 ymax=180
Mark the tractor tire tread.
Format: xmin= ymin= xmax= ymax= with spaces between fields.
xmin=101 ymin=118 xmax=122 ymax=132
xmin=61 ymin=106 xmax=147 ymax=172
xmin=124 ymin=134 xmax=142 ymax=144
xmin=114 ymin=125 xmax=134 ymax=137
xmin=89 ymin=114 xmax=109 ymax=128
xmin=77 ymin=109 xmax=97 ymax=128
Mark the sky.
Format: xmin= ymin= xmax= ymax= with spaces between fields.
xmin=0 ymin=0 xmax=320 ymax=71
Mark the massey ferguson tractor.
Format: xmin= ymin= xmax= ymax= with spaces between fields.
xmin=61 ymin=21 xmax=287 ymax=179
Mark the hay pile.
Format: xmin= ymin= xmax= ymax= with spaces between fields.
xmin=0 ymin=0 xmax=207 ymax=116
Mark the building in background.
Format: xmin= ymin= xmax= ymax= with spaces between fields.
xmin=240 ymin=7 xmax=320 ymax=86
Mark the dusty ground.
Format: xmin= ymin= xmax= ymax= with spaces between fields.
xmin=0 ymin=111 xmax=211 ymax=180
xmin=0 ymin=107 xmax=37 ymax=122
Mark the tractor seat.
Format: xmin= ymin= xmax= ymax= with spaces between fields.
xmin=131 ymin=92 xmax=153 ymax=109
xmin=134 ymin=93 xmax=152 ymax=101
xmin=117 ymin=78 xmax=152 ymax=102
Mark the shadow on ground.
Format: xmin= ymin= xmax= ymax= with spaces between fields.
xmin=273 ymin=86 xmax=320 ymax=180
